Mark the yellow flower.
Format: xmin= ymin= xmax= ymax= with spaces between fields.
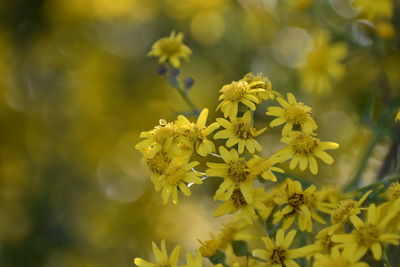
xmin=277 ymin=131 xmax=339 ymax=175
xmin=176 ymin=108 xmax=219 ymax=157
xmin=273 ymin=178 xmax=325 ymax=232
xmin=253 ymin=229 xmax=314 ymax=267
xmin=135 ymin=119 xmax=181 ymax=158
xmin=353 ymin=0 xmax=393 ymax=20
xmin=134 ymin=240 xmax=181 ymax=267
xmin=218 ymin=220 xmax=250 ymax=249
xmin=241 ymin=72 xmax=281 ymax=101
xmin=396 ymin=109 xmax=400 ymax=121
xmin=214 ymin=111 xmax=267 ymax=154
xmin=183 ymin=251 xmax=202 ymax=267
xmin=157 ymin=160 xmax=203 ymax=205
xmin=198 ymin=237 xmax=220 ymax=258
xmin=213 ymin=187 xmax=268 ymax=224
xmin=206 ymin=147 xmax=254 ymax=202
xmin=313 ymin=247 xmax=369 ymax=267
xmin=217 ymin=80 xmax=266 ymax=120
xmin=330 ymin=191 xmax=372 ymax=229
xmin=247 ymin=154 xmax=284 ymax=182
xmin=148 ymin=31 xmax=192 ymax=68
xmin=141 ymin=149 xmax=173 ymax=190
xmin=332 ymin=204 xmax=400 ymax=260
xmin=299 ymin=31 xmax=347 ymax=94
xmin=376 ymin=21 xmax=396 ymax=40
xmin=266 ymin=93 xmax=317 ymax=135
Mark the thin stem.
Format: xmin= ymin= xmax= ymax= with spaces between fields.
xmin=210 ymin=153 xmax=222 ymax=158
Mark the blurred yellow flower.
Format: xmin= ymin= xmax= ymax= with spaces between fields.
xmin=313 ymin=246 xmax=368 ymax=267
xmin=217 ymin=80 xmax=266 ymax=120
xmin=247 ymin=154 xmax=284 ymax=182
xmin=266 ymin=93 xmax=317 ymax=135
xmin=157 ymin=160 xmax=203 ymax=205
xmin=277 ymin=131 xmax=339 ymax=175
xmin=332 ymin=204 xmax=399 ymax=260
xmin=176 ymin=108 xmax=219 ymax=157
xmin=396 ymin=109 xmax=400 ymax=121
xmin=134 ymin=240 xmax=181 ymax=267
xmin=299 ymin=31 xmax=347 ymax=94
xmin=253 ymin=229 xmax=313 ymax=267
xmin=198 ymin=237 xmax=220 ymax=258
xmin=376 ymin=21 xmax=396 ymax=40
xmin=214 ymin=111 xmax=266 ymax=154
xmin=148 ymin=31 xmax=192 ymax=68
xmin=353 ymin=0 xmax=393 ymax=20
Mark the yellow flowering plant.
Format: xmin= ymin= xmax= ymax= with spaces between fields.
xmin=133 ymin=30 xmax=400 ymax=267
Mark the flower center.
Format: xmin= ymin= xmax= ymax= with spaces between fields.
xmin=146 ymin=151 xmax=172 ymax=175
xmin=271 ymin=247 xmax=286 ymax=264
xmin=154 ymin=123 xmax=176 ymax=144
xmin=232 ymin=120 xmax=254 ymax=139
xmin=331 ymin=200 xmax=356 ymax=224
xmin=227 ymin=159 xmax=249 ymax=185
xmin=289 ymin=193 xmax=305 ymax=209
xmin=231 ymin=188 xmax=247 ymax=208
xmin=221 ymin=81 xmax=249 ymax=102
xmin=159 ymin=39 xmax=182 ymax=56
xmin=354 ymin=223 xmax=379 ymax=247
xmin=292 ymin=133 xmax=319 ymax=155
xmin=165 ymin=166 xmax=185 ymax=185
xmin=183 ymin=123 xmax=206 ymax=147
xmin=285 ymin=103 xmax=312 ymax=124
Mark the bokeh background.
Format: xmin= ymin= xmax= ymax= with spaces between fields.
xmin=0 ymin=0 xmax=399 ymax=266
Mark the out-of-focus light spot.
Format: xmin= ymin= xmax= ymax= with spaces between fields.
xmin=271 ymin=27 xmax=311 ymax=68
xmin=238 ymin=0 xmax=277 ymax=11
xmin=97 ymin=133 xmax=147 ymax=203
xmin=329 ymin=0 xmax=358 ymax=19
xmin=190 ymin=11 xmax=225 ymax=45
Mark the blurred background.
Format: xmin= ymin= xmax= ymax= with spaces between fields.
xmin=0 ymin=0 xmax=399 ymax=266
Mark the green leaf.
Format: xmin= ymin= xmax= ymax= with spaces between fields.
xmin=232 ymin=240 xmax=249 ymax=257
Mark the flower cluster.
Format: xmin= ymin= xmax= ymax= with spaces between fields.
xmin=133 ymin=33 xmax=400 ymax=267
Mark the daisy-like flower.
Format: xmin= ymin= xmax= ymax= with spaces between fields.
xmin=213 ymin=187 xmax=268 ymax=224
xmin=135 ymin=119 xmax=181 ymax=158
xmin=277 ymin=131 xmax=339 ymax=175
xmin=134 ymin=240 xmax=181 ymax=267
xmin=157 ymin=160 xmax=203 ymax=205
xmin=332 ymin=204 xmax=400 ymax=261
xmin=266 ymin=93 xmax=317 ymax=135
xmin=176 ymin=108 xmax=219 ymax=157
xmin=217 ymin=80 xmax=266 ymax=120
xmin=329 ymin=191 xmax=372 ymax=231
xmin=214 ymin=111 xmax=266 ymax=154
xmin=247 ymin=154 xmax=284 ymax=182
xmin=241 ymin=72 xmax=281 ymax=101
xmin=396 ymin=109 xmax=400 ymax=121
xmin=353 ymin=0 xmax=393 ymax=20
xmin=142 ymin=149 xmax=173 ymax=189
xmin=299 ymin=31 xmax=347 ymax=95
xmin=313 ymin=247 xmax=369 ymax=267
xmin=253 ymin=229 xmax=314 ymax=267
xmin=148 ymin=31 xmax=192 ymax=68
xmin=273 ymin=178 xmax=325 ymax=232
xmin=206 ymin=147 xmax=254 ymax=202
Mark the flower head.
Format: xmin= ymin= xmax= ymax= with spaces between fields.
xmin=148 ymin=31 xmax=192 ymax=68
xmin=277 ymin=131 xmax=339 ymax=174
xmin=299 ymin=31 xmax=347 ymax=94
xmin=253 ymin=229 xmax=314 ymax=266
xmin=206 ymin=147 xmax=254 ymax=202
xmin=247 ymin=154 xmax=284 ymax=182
xmin=332 ymin=204 xmax=400 ymax=260
xmin=241 ymin=72 xmax=280 ymax=101
xmin=217 ymin=80 xmax=265 ymax=120
xmin=266 ymin=93 xmax=317 ymax=135
xmin=157 ymin=160 xmax=203 ymax=205
xmin=313 ymin=247 xmax=368 ymax=267
xmin=214 ymin=111 xmax=266 ymax=154
xmin=176 ymin=108 xmax=219 ymax=157
xmin=134 ymin=240 xmax=181 ymax=267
